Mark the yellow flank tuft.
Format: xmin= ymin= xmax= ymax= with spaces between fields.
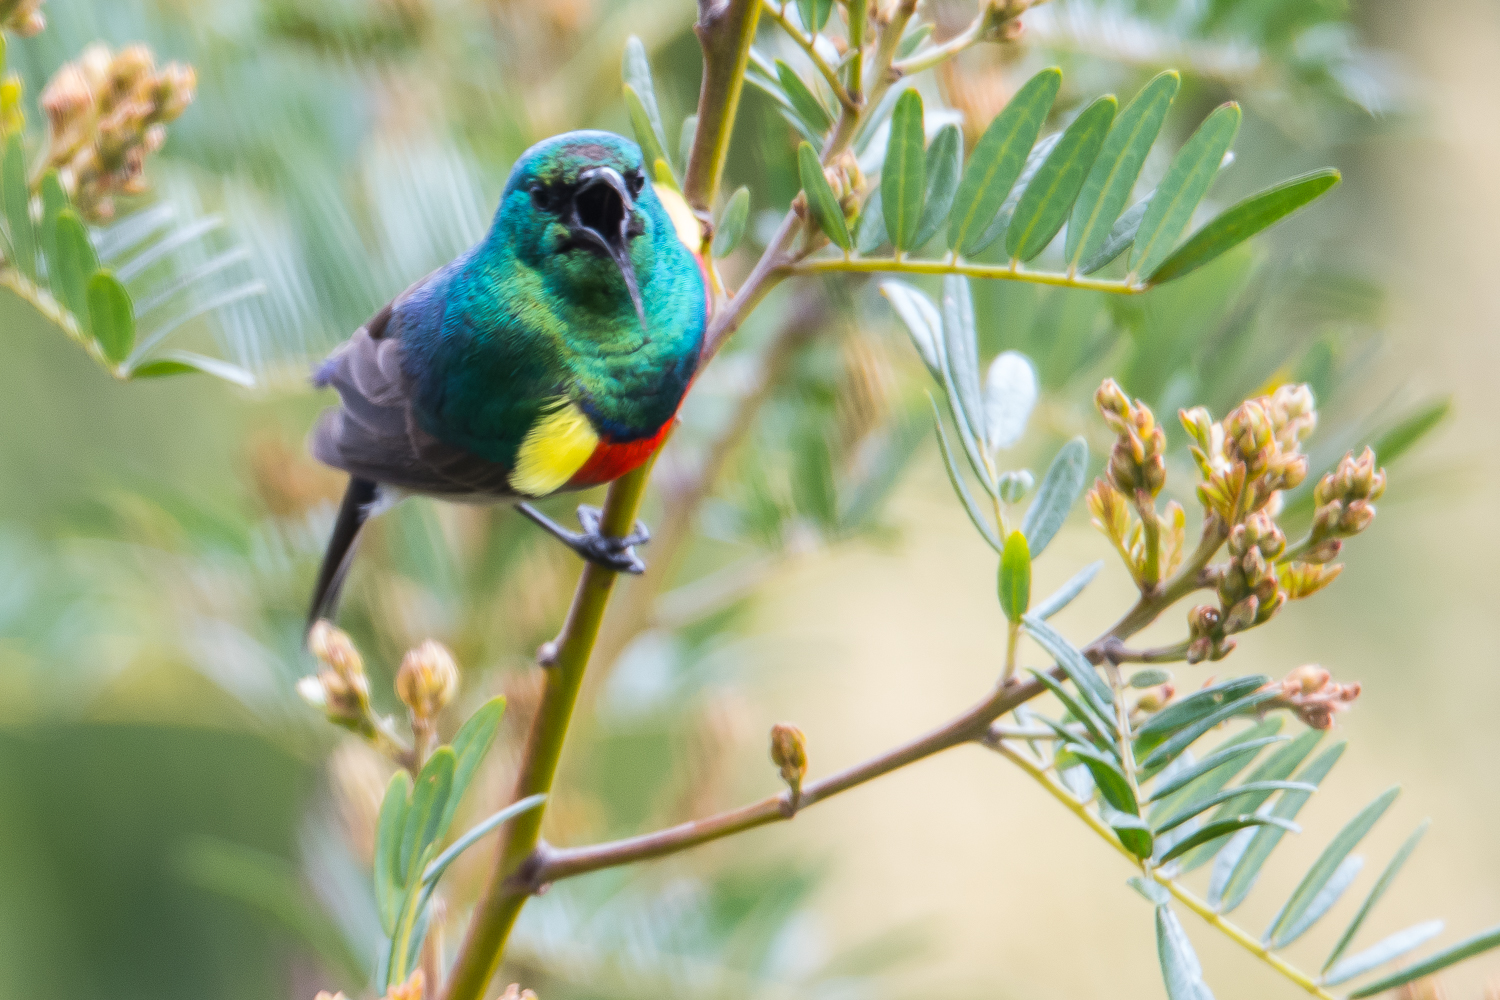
xmin=512 ymin=398 xmax=599 ymax=497
xmin=656 ymin=186 xmax=702 ymax=253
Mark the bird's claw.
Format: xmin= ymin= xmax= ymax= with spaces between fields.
xmin=574 ymin=505 xmax=649 ymax=574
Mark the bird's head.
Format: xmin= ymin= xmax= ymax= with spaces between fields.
xmin=495 ymin=131 xmax=678 ymax=331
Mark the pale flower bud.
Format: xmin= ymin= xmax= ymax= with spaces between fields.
xmin=770 ymin=722 xmax=808 ymax=805
xmin=396 ymin=640 xmax=460 ymax=720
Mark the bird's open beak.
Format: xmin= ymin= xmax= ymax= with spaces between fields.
xmin=570 ymin=166 xmax=647 ymax=331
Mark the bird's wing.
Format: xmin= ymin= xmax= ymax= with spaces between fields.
xmin=309 ymin=317 xmax=520 ymax=499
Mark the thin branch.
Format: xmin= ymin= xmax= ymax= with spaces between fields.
xmin=525 ymin=552 xmax=1217 ymax=889
xmin=761 ymin=0 xmax=858 ymax=111
xmin=991 ymin=741 xmax=1337 ymax=1000
xmin=784 ymin=255 xmax=1148 ymax=293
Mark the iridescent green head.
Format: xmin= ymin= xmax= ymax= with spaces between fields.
xmin=491 ymin=130 xmax=681 ymax=330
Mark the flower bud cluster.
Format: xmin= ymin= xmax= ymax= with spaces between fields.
xmin=1266 ymin=665 xmax=1361 ymax=730
xmin=1218 ymin=511 xmax=1287 ymax=630
xmin=1311 ymin=446 xmax=1385 ymax=544
xmin=39 ymin=43 xmax=196 ymax=221
xmin=396 ymin=640 xmax=459 ymax=722
xmin=1181 ymin=383 xmax=1315 ymax=522
xmin=299 ymin=622 xmax=375 ymax=735
xmin=1096 ymin=379 xmax=1166 ymax=498
xmin=792 ymin=152 xmax=863 ymax=226
xmin=0 ymin=0 xmax=44 ymax=37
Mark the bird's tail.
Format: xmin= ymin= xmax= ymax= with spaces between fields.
xmin=307 ymin=476 xmax=379 ymax=638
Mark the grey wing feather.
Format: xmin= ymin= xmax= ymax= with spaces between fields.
xmin=309 ymin=320 xmax=518 ymax=500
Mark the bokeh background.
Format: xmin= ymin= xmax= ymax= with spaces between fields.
xmin=0 ymin=1 xmax=1495 ymax=999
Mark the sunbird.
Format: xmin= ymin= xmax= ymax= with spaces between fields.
xmin=306 ymin=131 xmax=707 ymax=631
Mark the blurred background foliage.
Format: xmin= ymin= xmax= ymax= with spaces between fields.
xmin=0 ymin=0 xmax=1492 ymax=998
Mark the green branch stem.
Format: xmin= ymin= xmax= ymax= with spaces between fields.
xmin=783 ymin=255 xmax=1148 ymax=293
xmin=439 ymin=460 xmax=657 ymax=1000
xmin=991 ymin=741 xmax=1337 ymax=1000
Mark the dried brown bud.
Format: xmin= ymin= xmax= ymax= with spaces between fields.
xmin=396 ymin=640 xmax=459 ymax=720
xmin=1269 ymin=664 xmax=1361 ymax=730
xmin=770 ymin=722 xmax=808 ymax=798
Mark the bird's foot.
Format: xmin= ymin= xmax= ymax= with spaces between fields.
xmin=517 ymin=502 xmax=649 ymax=574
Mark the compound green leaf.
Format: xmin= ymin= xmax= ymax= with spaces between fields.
xmin=52 ymin=209 xmax=100 ymax=332
xmin=438 ymin=696 xmax=507 ymax=836
xmin=1021 ymin=614 xmax=1114 ymax=721
xmin=1079 ymin=195 xmax=1150 ymax=274
xmin=882 ymin=89 xmax=926 ymax=252
xmin=1135 ymin=676 xmax=1272 ymax=754
xmin=37 ymin=169 xmax=69 ymax=278
xmin=1069 ymin=743 xmax=1138 ymax=815
xmin=929 ymin=396 xmax=1001 ymax=552
xmin=1264 ymin=786 xmax=1400 ymax=949
xmin=1021 ymin=436 xmax=1088 ymax=557
xmin=949 ymin=67 xmax=1061 ymax=255
xmin=1148 ymin=168 xmax=1340 ymax=285
xmin=1214 ymin=742 xmax=1346 ymax=913
xmin=1270 ymin=855 xmax=1365 ymax=949
xmin=375 ymin=771 xmax=413 ymax=936
xmin=1324 ymin=920 xmax=1445 ymax=988
xmin=1349 ymin=924 xmax=1500 ymax=999
xmin=778 ymin=60 xmax=834 ymax=137
xmin=1159 ymin=816 xmax=1300 ymax=865
xmin=1147 ymin=736 xmax=1288 ymax=804
xmin=1155 ymin=782 xmax=1316 ymax=834
xmin=1156 ymin=905 xmax=1211 ymax=1000
xmin=400 ymin=748 xmax=456 ymax=884
xmin=855 ymin=187 xmax=889 ymax=254
xmin=913 ymin=123 xmax=962 ymax=248
xmin=623 ymin=84 xmax=672 ymax=184
xmin=1131 ymin=102 xmax=1241 ymax=279
xmin=1324 ymin=820 xmax=1431 ymax=973
xmin=2 ymin=133 xmax=34 ymax=281
xmin=1007 ymin=94 xmax=1116 ymax=261
xmin=1026 ymin=668 xmax=1115 ymax=750
xmin=798 ymin=141 xmax=850 ymax=250
xmin=1032 ymin=559 xmax=1102 ymax=620
xmin=998 ymin=530 xmax=1031 ymax=623
xmin=1140 ymin=687 xmax=1282 ymax=774
xmin=86 ymin=271 xmax=135 ymax=363
xmin=1068 ymin=70 xmax=1178 ymax=267
xmin=622 ymin=37 xmax=669 ymax=157
xmin=713 ymin=186 xmax=751 ymax=258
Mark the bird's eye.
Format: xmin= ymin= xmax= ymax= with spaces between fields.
xmin=626 ymin=170 xmax=645 ymax=197
xmin=530 ymin=184 xmax=549 ymax=210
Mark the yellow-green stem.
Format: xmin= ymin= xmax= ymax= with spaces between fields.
xmin=440 ymin=464 xmax=656 ymax=1000
xmin=784 ymin=255 xmax=1147 ymax=293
